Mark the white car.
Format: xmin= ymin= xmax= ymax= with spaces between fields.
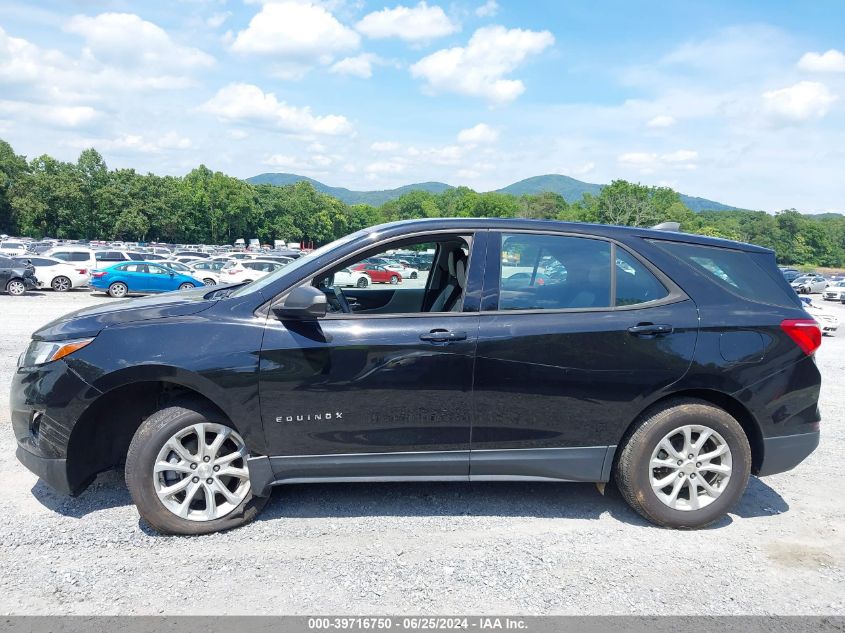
xmin=220 ymin=259 xmax=284 ymax=284
xmin=822 ymin=280 xmax=845 ymax=301
xmin=383 ymin=260 xmax=419 ymax=279
xmin=803 ymin=299 xmax=839 ymax=336
xmin=188 ymin=260 xmax=227 ymax=286
xmin=44 ymin=246 xmax=98 ymax=270
xmin=333 ymin=266 xmax=370 ymax=288
xmin=0 ymin=240 xmax=29 ymax=256
xmin=14 ymin=255 xmax=90 ymax=291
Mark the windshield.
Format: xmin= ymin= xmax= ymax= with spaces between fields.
xmin=229 ymin=229 xmax=371 ymax=298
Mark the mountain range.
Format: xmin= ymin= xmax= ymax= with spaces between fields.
xmin=246 ymin=172 xmax=738 ymax=212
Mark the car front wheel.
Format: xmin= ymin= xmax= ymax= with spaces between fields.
xmin=390 ymin=275 xmax=399 ymax=285
xmin=178 ymin=282 xmax=195 ymax=291
xmin=356 ymin=276 xmax=369 ymax=288
xmin=202 ymin=278 xmax=217 ymax=286
xmin=614 ymin=398 xmax=751 ymax=529
xmin=125 ymin=403 xmax=268 ymax=535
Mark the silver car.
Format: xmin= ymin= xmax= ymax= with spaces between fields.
xmin=791 ymin=274 xmax=828 ymax=294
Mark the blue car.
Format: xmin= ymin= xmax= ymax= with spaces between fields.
xmin=90 ymin=261 xmax=203 ymax=298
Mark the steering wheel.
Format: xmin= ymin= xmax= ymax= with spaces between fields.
xmin=326 ymin=285 xmax=352 ymax=314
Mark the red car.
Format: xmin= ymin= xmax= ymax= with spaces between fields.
xmin=353 ymin=263 xmax=402 ymax=284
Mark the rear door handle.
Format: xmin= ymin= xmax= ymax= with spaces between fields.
xmin=420 ymin=329 xmax=467 ymax=343
xmin=628 ymin=323 xmax=674 ymax=336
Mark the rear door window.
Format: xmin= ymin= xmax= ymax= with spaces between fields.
xmin=615 ymin=248 xmax=669 ymax=306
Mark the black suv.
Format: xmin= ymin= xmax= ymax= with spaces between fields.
xmin=1 ymin=256 xmax=38 ymax=295
xmin=12 ymin=219 xmax=821 ymax=534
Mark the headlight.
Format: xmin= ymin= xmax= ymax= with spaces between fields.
xmin=20 ymin=337 xmax=94 ymax=367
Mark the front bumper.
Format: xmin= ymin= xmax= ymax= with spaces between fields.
xmin=757 ymin=431 xmax=820 ymax=477
xmin=15 ymin=442 xmax=75 ymax=495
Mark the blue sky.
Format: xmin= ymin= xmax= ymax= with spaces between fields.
xmin=1 ymin=0 xmax=843 ymax=212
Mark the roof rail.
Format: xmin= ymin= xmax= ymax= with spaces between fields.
xmin=650 ymin=221 xmax=681 ymax=231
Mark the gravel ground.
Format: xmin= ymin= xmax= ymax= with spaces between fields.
xmin=0 ymin=289 xmax=843 ymax=615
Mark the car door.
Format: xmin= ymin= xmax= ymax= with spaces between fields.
xmin=257 ymin=231 xmax=486 ymax=481
xmin=470 ymin=231 xmax=699 ymax=482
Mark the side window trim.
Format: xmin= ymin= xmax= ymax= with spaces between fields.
xmin=483 ymin=230 xmax=687 ymax=314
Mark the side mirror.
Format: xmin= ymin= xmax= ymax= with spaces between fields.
xmin=169 ymin=272 xmax=175 ymax=277
xmin=272 ymin=285 xmax=327 ymax=320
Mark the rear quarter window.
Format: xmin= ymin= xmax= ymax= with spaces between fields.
xmin=650 ymin=240 xmax=799 ymax=307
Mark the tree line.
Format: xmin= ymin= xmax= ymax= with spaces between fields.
xmin=1 ymin=138 xmax=843 ymax=267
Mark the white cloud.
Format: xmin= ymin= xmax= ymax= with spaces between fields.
xmin=263 ymin=154 xmax=299 ymax=168
xmin=74 ymin=131 xmax=193 ymax=153
xmin=365 ymin=160 xmax=406 ymax=174
xmin=0 ymin=100 xmax=99 ymax=128
xmin=618 ymin=149 xmax=698 ymax=173
xmin=330 ymin=53 xmax=381 ymax=78
xmin=371 ymin=141 xmax=400 ymax=151
xmin=356 ymin=2 xmax=458 ymax=42
xmin=410 ymin=25 xmax=554 ymax=103
xmin=264 ymin=152 xmax=335 ymax=171
xmin=568 ymin=161 xmax=595 ymax=177
xmin=475 ymin=1 xmax=499 ymax=17
xmin=200 ymin=83 xmax=353 ymax=135
xmin=65 ymin=13 xmax=214 ymax=72
xmin=647 ymin=114 xmax=676 ymax=128
xmin=231 ymin=2 xmax=360 ymax=59
xmin=762 ymin=81 xmax=838 ymax=123
xmin=798 ymin=49 xmax=845 ymax=73
xmin=207 ymin=12 xmax=231 ymax=29
xmin=457 ymin=122 xmax=498 ymax=144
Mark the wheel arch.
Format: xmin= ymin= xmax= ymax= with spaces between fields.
xmin=65 ymin=371 xmax=239 ymax=494
xmin=612 ymin=389 xmax=764 ymax=477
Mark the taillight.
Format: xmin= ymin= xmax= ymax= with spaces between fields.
xmin=76 ymin=268 xmax=87 ymax=274
xmin=91 ymin=271 xmax=107 ymax=278
xmin=781 ymin=319 xmax=822 ymax=355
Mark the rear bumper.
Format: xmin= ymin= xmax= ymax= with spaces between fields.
xmin=757 ymin=431 xmax=820 ymax=477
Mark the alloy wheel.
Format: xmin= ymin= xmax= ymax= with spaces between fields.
xmin=648 ymin=424 xmax=732 ymax=511
xmin=7 ymin=279 xmax=25 ymax=295
xmin=153 ymin=422 xmax=250 ymax=522
xmin=52 ymin=276 xmax=71 ymax=292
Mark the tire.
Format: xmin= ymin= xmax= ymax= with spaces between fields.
xmin=108 ymin=282 xmax=128 ymax=298
xmin=178 ymin=282 xmax=195 ymax=291
xmin=52 ymin=276 xmax=71 ymax=292
xmin=6 ymin=278 xmax=26 ymax=296
xmin=390 ymin=275 xmax=399 ymax=285
xmin=410 ymin=272 xmax=418 ymax=279
xmin=202 ymin=278 xmax=217 ymax=286
xmin=356 ymin=276 xmax=369 ymax=288
xmin=125 ymin=402 xmax=268 ymax=535
xmin=243 ymin=279 xmax=253 ymax=284
xmin=614 ymin=398 xmax=751 ymax=529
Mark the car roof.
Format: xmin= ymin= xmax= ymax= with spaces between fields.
xmin=361 ymin=218 xmax=774 ymax=254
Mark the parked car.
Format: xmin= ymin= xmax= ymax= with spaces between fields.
xmin=93 ymin=250 xmax=147 ymax=264
xmin=822 ymin=280 xmax=845 ymax=301
xmin=0 ymin=240 xmax=29 ymax=257
xmin=90 ymin=262 xmax=203 ymax=298
xmin=12 ymin=219 xmax=822 ymax=535
xmin=187 ymin=260 xmax=227 ymax=286
xmin=1 ymin=256 xmax=38 ymax=295
xmin=790 ymin=274 xmax=828 ymax=294
xmin=352 ymin=262 xmax=402 ymax=284
xmin=799 ymin=297 xmax=838 ymax=336
xmin=220 ymin=259 xmax=284 ymax=284
xmin=383 ymin=259 xmax=419 ymax=279
xmin=45 ymin=247 xmax=98 ymax=271
xmin=332 ymin=266 xmax=370 ymax=288
xmin=12 ymin=256 xmax=89 ymax=291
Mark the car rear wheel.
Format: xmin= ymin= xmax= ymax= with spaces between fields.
xmin=202 ymin=278 xmax=216 ymax=286
xmin=6 ymin=278 xmax=26 ymax=296
xmin=178 ymin=282 xmax=195 ymax=291
xmin=390 ymin=275 xmax=399 ymax=285
xmin=614 ymin=398 xmax=751 ymax=529
xmin=51 ymin=276 xmax=72 ymax=292
xmin=108 ymin=282 xmax=128 ymax=298
xmin=410 ymin=272 xmax=418 ymax=279
xmin=356 ymin=276 xmax=369 ymax=288
xmin=125 ymin=403 xmax=268 ymax=535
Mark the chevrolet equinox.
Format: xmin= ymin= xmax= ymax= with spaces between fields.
xmin=12 ymin=219 xmax=821 ymax=534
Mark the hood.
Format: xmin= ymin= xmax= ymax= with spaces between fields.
xmin=33 ymin=286 xmax=219 ymax=341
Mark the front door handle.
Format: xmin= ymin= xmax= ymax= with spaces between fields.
xmin=420 ymin=329 xmax=467 ymax=343
xmin=628 ymin=323 xmax=674 ymax=336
